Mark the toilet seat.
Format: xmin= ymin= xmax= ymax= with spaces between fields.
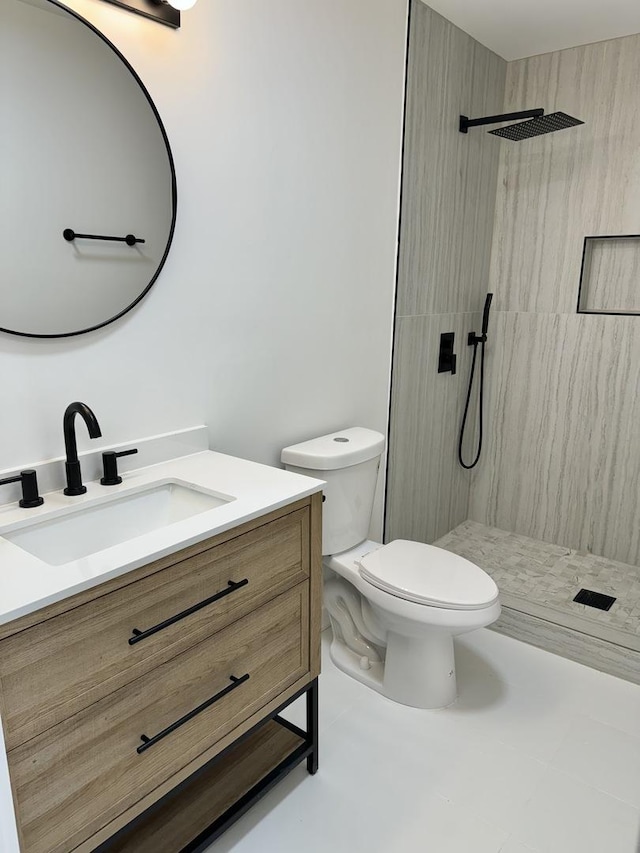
xmin=357 ymin=539 xmax=499 ymax=611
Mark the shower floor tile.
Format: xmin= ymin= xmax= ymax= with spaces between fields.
xmin=434 ymin=521 xmax=640 ymax=651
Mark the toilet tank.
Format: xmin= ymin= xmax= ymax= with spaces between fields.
xmin=281 ymin=427 xmax=385 ymax=556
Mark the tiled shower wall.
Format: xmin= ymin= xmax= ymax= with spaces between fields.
xmin=470 ymin=34 xmax=640 ymax=567
xmin=385 ymin=1 xmax=505 ymax=544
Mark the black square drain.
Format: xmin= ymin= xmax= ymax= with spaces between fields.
xmin=573 ymin=588 xmax=616 ymax=611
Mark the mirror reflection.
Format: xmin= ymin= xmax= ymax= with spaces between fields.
xmin=0 ymin=0 xmax=176 ymax=338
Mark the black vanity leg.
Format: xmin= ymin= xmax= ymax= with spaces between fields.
xmin=306 ymin=678 xmax=319 ymax=775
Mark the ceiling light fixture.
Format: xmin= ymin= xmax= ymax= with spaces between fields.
xmin=166 ymin=0 xmax=197 ymax=9
xmin=101 ymin=0 xmax=197 ymax=29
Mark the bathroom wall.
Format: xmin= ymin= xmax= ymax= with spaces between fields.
xmin=385 ymin=1 xmax=505 ymax=544
xmin=1 ymin=0 xmax=408 ymax=537
xmin=470 ymin=33 xmax=640 ymax=566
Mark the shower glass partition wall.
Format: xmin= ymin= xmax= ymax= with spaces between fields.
xmin=386 ymin=2 xmax=640 ymax=683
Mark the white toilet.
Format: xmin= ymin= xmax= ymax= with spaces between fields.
xmin=282 ymin=427 xmax=500 ymax=709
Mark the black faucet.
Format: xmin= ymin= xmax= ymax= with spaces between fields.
xmin=63 ymin=402 xmax=102 ymax=496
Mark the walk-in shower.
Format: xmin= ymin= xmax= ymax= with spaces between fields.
xmin=386 ymin=0 xmax=639 ymax=686
xmin=455 ymin=107 xmax=583 ymax=470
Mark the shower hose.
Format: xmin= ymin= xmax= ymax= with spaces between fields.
xmin=457 ymin=335 xmax=486 ymax=470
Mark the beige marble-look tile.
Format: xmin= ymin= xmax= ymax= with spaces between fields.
xmin=387 ymin=2 xmax=505 ymax=552
xmin=396 ymin=1 xmax=505 ymax=317
xmin=491 ymin=33 xmax=640 ymax=315
xmin=493 ymin=607 xmax=640 ymax=686
xmin=470 ymin=311 xmax=640 ymax=567
xmin=435 ymin=520 xmax=640 ymax=651
xmin=386 ymin=313 xmax=481 ymax=544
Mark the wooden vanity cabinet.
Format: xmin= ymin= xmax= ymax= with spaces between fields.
xmin=0 ymin=492 xmax=322 ymax=853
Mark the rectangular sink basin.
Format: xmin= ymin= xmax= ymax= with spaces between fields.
xmin=3 ymin=481 xmax=233 ymax=566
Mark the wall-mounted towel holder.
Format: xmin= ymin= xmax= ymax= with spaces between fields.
xmin=63 ymin=228 xmax=145 ymax=246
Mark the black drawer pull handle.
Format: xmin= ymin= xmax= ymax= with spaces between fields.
xmin=137 ymin=673 xmax=250 ymax=755
xmin=129 ymin=578 xmax=249 ymax=646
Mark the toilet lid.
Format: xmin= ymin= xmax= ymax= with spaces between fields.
xmin=357 ymin=540 xmax=499 ymax=610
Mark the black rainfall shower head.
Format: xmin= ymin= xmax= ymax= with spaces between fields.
xmin=488 ymin=111 xmax=584 ymax=141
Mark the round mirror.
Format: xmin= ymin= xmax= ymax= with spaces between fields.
xmin=1 ymin=0 xmax=176 ymax=338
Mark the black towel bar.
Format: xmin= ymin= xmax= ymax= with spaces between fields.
xmin=63 ymin=228 xmax=145 ymax=246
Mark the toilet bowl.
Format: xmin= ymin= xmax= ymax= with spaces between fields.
xmin=282 ymin=427 xmax=501 ymax=710
xmin=325 ymin=539 xmax=500 ymax=708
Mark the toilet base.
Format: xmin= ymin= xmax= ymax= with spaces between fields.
xmin=384 ymin=629 xmax=457 ymax=709
xmin=329 ymin=635 xmax=386 ymax=694
xmin=328 ymin=629 xmax=458 ymax=710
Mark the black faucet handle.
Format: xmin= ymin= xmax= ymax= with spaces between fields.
xmin=101 ymin=449 xmax=138 ymax=486
xmin=0 ymin=469 xmax=44 ymax=509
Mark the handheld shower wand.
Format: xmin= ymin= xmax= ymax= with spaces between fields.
xmin=479 ymin=292 xmax=493 ymax=339
xmin=458 ymin=293 xmax=493 ymax=470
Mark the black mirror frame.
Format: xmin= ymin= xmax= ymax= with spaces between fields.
xmin=2 ymin=0 xmax=177 ymax=339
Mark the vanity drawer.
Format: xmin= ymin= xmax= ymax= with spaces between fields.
xmin=8 ymin=583 xmax=309 ymax=853
xmin=0 ymin=507 xmax=309 ymax=750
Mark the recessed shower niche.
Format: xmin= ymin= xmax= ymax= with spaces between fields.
xmin=577 ymin=235 xmax=640 ymax=315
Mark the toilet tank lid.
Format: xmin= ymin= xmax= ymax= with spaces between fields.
xmin=281 ymin=427 xmax=385 ymax=471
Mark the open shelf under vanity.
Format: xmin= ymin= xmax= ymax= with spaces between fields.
xmin=99 ymin=681 xmax=318 ymax=853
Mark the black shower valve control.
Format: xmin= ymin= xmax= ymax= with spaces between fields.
xmin=438 ymin=332 xmax=457 ymax=375
xmin=101 ymin=448 xmax=138 ymax=486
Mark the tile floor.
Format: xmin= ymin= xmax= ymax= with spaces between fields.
xmin=434 ymin=521 xmax=640 ymax=650
xmin=207 ymin=629 xmax=640 ymax=853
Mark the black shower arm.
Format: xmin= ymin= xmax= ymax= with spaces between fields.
xmin=459 ymin=109 xmax=544 ymax=134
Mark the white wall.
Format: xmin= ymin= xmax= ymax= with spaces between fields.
xmin=1 ymin=0 xmax=408 ymax=536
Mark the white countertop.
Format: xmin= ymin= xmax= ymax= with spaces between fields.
xmin=0 ymin=451 xmax=324 ymax=626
